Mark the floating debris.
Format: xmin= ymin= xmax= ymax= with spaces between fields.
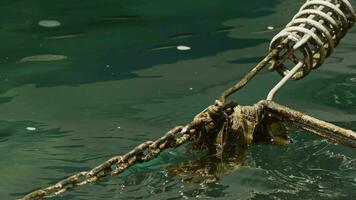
xmin=17 ymin=54 xmax=67 ymax=63
xmin=46 ymin=32 xmax=84 ymax=40
xmin=177 ymin=45 xmax=191 ymax=51
xmin=26 ymin=127 xmax=37 ymax=131
xmin=252 ymin=26 xmax=281 ymax=34
xmin=38 ymin=20 xmax=61 ymax=28
xmin=149 ymin=44 xmax=191 ymax=51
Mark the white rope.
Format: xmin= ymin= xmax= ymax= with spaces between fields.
xmin=266 ymin=0 xmax=355 ymax=100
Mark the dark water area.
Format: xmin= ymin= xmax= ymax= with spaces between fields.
xmin=0 ymin=0 xmax=355 ymax=199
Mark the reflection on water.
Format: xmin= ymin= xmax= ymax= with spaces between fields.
xmin=167 ymin=141 xmax=250 ymax=185
xmin=0 ymin=0 xmax=355 ymax=199
xmin=17 ymin=54 xmax=67 ymax=63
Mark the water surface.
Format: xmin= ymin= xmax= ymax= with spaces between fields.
xmin=0 ymin=0 xmax=355 ymax=199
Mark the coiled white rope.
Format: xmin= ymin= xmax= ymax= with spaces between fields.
xmin=267 ymin=0 xmax=355 ymax=100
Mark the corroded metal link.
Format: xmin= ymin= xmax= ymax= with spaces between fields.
xmin=261 ymin=100 xmax=356 ymax=147
xmin=21 ymin=99 xmax=227 ymax=200
xmin=20 ymin=113 xmax=217 ymax=200
xmin=21 ymin=98 xmax=356 ymax=200
xmin=21 ymin=1 xmax=356 ymax=199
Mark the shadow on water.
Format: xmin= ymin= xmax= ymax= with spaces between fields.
xmin=0 ymin=0 xmax=278 ymax=93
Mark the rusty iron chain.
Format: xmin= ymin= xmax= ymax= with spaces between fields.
xmin=22 ymin=126 xmax=190 ymax=199
xmin=20 ymin=1 xmax=356 ymax=198
xmin=21 ymin=102 xmax=224 ymax=200
xmin=20 ymin=60 xmax=356 ymax=199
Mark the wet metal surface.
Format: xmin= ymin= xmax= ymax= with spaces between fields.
xmin=0 ymin=0 xmax=355 ymax=199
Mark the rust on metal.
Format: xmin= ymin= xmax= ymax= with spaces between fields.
xmin=21 ymin=0 xmax=356 ymax=199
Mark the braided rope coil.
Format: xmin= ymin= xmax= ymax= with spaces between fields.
xmin=270 ymin=0 xmax=356 ymax=80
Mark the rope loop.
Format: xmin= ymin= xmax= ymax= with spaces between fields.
xmin=269 ymin=0 xmax=355 ymax=80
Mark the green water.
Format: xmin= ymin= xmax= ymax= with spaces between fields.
xmin=0 ymin=0 xmax=355 ymax=199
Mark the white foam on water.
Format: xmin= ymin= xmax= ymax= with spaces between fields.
xmin=38 ymin=20 xmax=61 ymax=28
xmin=26 ymin=127 xmax=37 ymax=131
xmin=177 ymin=45 xmax=191 ymax=51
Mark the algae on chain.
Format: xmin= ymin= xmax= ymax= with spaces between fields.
xmin=168 ymin=103 xmax=290 ymax=183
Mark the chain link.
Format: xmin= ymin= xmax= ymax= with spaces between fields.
xmin=21 ymin=102 xmax=224 ymax=200
xmin=20 ymin=1 xmax=356 ymax=195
